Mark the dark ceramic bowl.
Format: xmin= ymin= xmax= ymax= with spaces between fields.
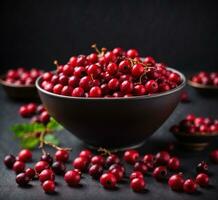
xmin=172 ymin=131 xmax=218 ymax=151
xmin=36 ymin=68 xmax=186 ymax=150
xmin=188 ymin=79 xmax=218 ymax=97
xmin=0 ymin=74 xmax=39 ymax=100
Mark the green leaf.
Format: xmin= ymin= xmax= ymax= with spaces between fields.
xmin=44 ymin=134 xmax=59 ymax=146
xmin=20 ymin=137 xmax=39 ymax=149
xmin=46 ymin=118 xmax=63 ymax=131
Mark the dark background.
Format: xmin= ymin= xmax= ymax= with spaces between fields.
xmin=0 ymin=0 xmax=218 ymax=73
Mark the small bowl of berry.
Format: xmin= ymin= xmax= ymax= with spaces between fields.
xmin=188 ymin=71 xmax=218 ymax=96
xmin=36 ymin=45 xmax=186 ymax=149
xmin=0 ymin=67 xmax=43 ymax=100
xmin=170 ymin=114 xmax=218 ymax=151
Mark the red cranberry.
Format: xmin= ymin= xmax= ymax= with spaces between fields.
xmin=87 ymin=53 xmax=98 ymax=64
xmin=169 ymin=73 xmax=181 ymax=84
xmin=143 ymin=154 xmax=154 ymax=164
xmin=194 ymin=117 xmax=204 ymax=127
xmin=42 ymin=72 xmax=52 ymax=81
xmin=155 ymin=151 xmax=170 ymax=165
xmin=13 ymin=161 xmax=25 ymax=174
xmin=34 ymin=161 xmax=49 ymax=174
xmin=106 ymin=63 xmax=118 ymax=75
xmin=27 ymin=103 xmax=37 ymax=114
xmin=196 ymin=161 xmax=208 ymax=174
xmin=104 ymin=51 xmax=116 ymax=63
xmin=123 ymin=150 xmax=139 ymax=164
xmin=134 ymin=161 xmax=148 ymax=174
xmin=73 ymin=157 xmax=88 ymax=171
xmin=183 ymin=179 xmax=197 ymax=193
xmin=126 ymin=49 xmax=139 ymax=58
xmin=210 ymin=149 xmax=218 ymax=163
xmin=88 ymin=164 xmax=103 ymax=179
xmin=18 ymin=149 xmax=32 ymax=162
xmin=36 ymin=105 xmax=46 ymax=114
xmin=108 ymin=78 xmax=120 ymax=90
xmin=168 ymin=173 xmax=184 ymax=191
xmin=74 ymin=66 xmax=86 ymax=77
xmin=112 ymin=47 xmax=123 ymax=56
xmin=89 ymin=86 xmax=102 ymax=97
xmin=120 ymin=80 xmax=133 ymax=94
xmin=168 ymin=157 xmax=180 ymax=171
xmin=19 ymin=106 xmax=30 ymax=118
xmin=42 ymin=180 xmax=55 ymax=193
xmin=180 ymin=91 xmax=189 ymax=102
xmin=195 ymin=173 xmax=209 ymax=187
xmin=130 ymin=171 xmax=144 ymax=181
xmin=130 ymin=178 xmax=145 ymax=192
xmin=25 ymin=168 xmax=35 ymax=180
xmin=186 ymin=114 xmax=195 ymax=122
xmin=134 ymin=84 xmax=146 ymax=96
xmin=16 ymin=173 xmax=30 ymax=186
xmin=108 ymin=164 xmax=125 ymax=174
xmin=72 ymin=87 xmax=84 ymax=97
xmin=131 ymin=64 xmax=144 ymax=77
xmin=119 ymin=60 xmax=131 ymax=74
xmin=55 ymin=150 xmax=69 ymax=163
xmin=4 ymin=154 xmax=16 ymax=169
xmin=39 ymin=111 xmax=50 ymax=124
xmin=105 ymin=154 xmax=120 ymax=167
xmin=41 ymin=153 xmax=53 ymax=165
xmin=109 ymin=167 xmax=124 ymax=182
xmin=79 ymin=149 xmax=92 ymax=160
xmin=144 ymin=56 xmax=155 ymax=66
xmin=63 ymin=64 xmax=73 ymax=76
xmin=53 ymin=84 xmax=63 ymax=94
xmin=64 ymin=170 xmax=81 ymax=186
xmin=91 ymin=155 xmax=105 ymax=166
xmin=39 ymin=169 xmax=55 ymax=183
xmin=52 ymin=161 xmax=66 ymax=175
xmin=100 ymin=172 xmax=117 ymax=189
xmin=152 ymin=166 xmax=168 ymax=181
xmin=145 ymin=80 xmax=158 ymax=93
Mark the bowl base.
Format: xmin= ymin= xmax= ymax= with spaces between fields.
xmin=83 ymin=140 xmax=146 ymax=151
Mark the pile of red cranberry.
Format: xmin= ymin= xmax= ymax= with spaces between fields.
xmin=40 ymin=46 xmax=182 ymax=98
xmin=170 ymin=114 xmax=218 ymax=135
xmin=19 ymin=103 xmax=50 ymax=124
xmin=191 ymin=71 xmax=218 ymax=87
xmin=4 ymin=147 xmax=218 ymax=194
xmin=4 ymin=67 xmax=43 ymax=86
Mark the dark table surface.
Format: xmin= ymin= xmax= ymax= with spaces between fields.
xmin=0 ymin=72 xmax=218 ymax=200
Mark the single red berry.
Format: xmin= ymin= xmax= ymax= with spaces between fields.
xmin=87 ymin=53 xmax=98 ymax=64
xmin=195 ymin=173 xmax=209 ymax=187
xmin=143 ymin=154 xmax=154 ymax=164
xmin=183 ymin=179 xmax=197 ymax=193
xmin=105 ymin=154 xmax=120 ymax=167
xmin=91 ymin=155 xmax=105 ymax=166
xmin=79 ymin=76 xmax=92 ymax=91
xmin=108 ymin=78 xmax=120 ymax=90
xmin=210 ymin=149 xmax=218 ymax=163
xmin=168 ymin=157 xmax=180 ymax=171
xmin=34 ymin=161 xmax=49 ymax=174
xmin=55 ymin=150 xmax=69 ymax=163
xmin=112 ymin=47 xmax=123 ymax=56
xmin=19 ymin=106 xmax=30 ymax=118
xmin=18 ymin=149 xmax=32 ymax=162
xmin=63 ymin=64 xmax=73 ymax=76
xmin=41 ymin=153 xmax=53 ymax=165
xmin=144 ymin=56 xmax=155 ymax=66
xmin=42 ymin=180 xmax=55 ymax=193
xmin=79 ymin=149 xmax=92 ymax=160
xmin=196 ymin=161 xmax=208 ymax=174
xmin=168 ymin=173 xmax=184 ymax=191
xmin=124 ymin=150 xmax=139 ymax=164
xmin=145 ymin=80 xmax=158 ymax=93
xmin=4 ymin=154 xmax=16 ymax=169
xmin=27 ymin=103 xmax=37 ymax=114
xmin=130 ymin=171 xmax=144 ymax=181
xmin=186 ymin=114 xmax=195 ymax=122
xmin=13 ymin=161 xmax=25 ymax=174
xmin=39 ymin=169 xmax=55 ymax=183
xmin=126 ymin=49 xmax=139 ymax=58
xmin=64 ymin=170 xmax=81 ymax=186
xmin=104 ymin=51 xmax=116 ymax=63
xmin=106 ymin=63 xmax=118 ymax=75
xmin=42 ymin=72 xmax=52 ymax=81
xmin=130 ymin=178 xmax=145 ymax=192
xmin=36 ymin=104 xmax=46 ymax=114
xmin=25 ymin=168 xmax=35 ymax=180
xmin=133 ymin=84 xmax=146 ymax=96
xmin=152 ymin=166 xmax=168 ymax=181
xmin=155 ymin=151 xmax=170 ymax=165
xmin=134 ymin=161 xmax=148 ymax=174
xmin=131 ymin=64 xmax=144 ymax=77
xmin=39 ymin=111 xmax=50 ymax=124
xmin=169 ymin=72 xmax=181 ymax=84
xmin=100 ymin=172 xmax=117 ymax=189
xmin=72 ymin=157 xmax=88 ymax=172
xmin=118 ymin=60 xmax=131 ymax=74
xmin=16 ymin=173 xmax=30 ymax=186
xmin=88 ymin=164 xmax=103 ymax=179
xmin=109 ymin=167 xmax=124 ymax=182
xmin=89 ymin=86 xmax=102 ymax=97
xmin=120 ymin=80 xmax=133 ymax=94
xmin=53 ymin=84 xmax=63 ymax=94
xmin=74 ymin=66 xmax=86 ymax=77
xmin=72 ymin=87 xmax=84 ymax=97
xmin=52 ymin=161 xmax=66 ymax=175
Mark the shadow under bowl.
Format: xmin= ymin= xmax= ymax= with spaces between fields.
xmin=36 ymin=68 xmax=186 ymax=150
xmin=0 ymin=75 xmax=39 ymax=100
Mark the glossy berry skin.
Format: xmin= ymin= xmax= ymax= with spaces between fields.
xmin=134 ymin=161 xmax=148 ymax=174
xmin=25 ymin=168 xmax=35 ymax=180
xmin=109 ymin=167 xmax=124 ymax=182
xmin=196 ymin=161 xmax=208 ymax=174
xmin=143 ymin=154 xmax=154 ymax=164
xmin=145 ymin=80 xmax=158 ymax=93
xmin=73 ymin=157 xmax=88 ymax=172
xmin=79 ymin=149 xmax=92 ymax=160
xmin=118 ymin=60 xmax=131 ymax=74
xmin=168 ymin=157 xmax=180 ymax=171
xmin=130 ymin=171 xmax=144 ymax=181
xmin=106 ymin=63 xmax=118 ymax=75
xmin=72 ymin=87 xmax=84 ymax=97
xmin=89 ymin=86 xmax=102 ymax=97
xmin=64 ymin=170 xmax=81 ymax=186
xmin=210 ymin=150 xmax=218 ymax=163
xmin=168 ymin=174 xmax=184 ymax=191
xmin=39 ymin=169 xmax=55 ymax=183
xmin=109 ymin=164 xmax=125 ymax=174
xmin=13 ymin=161 xmax=25 ymax=174
xmin=88 ymin=164 xmax=103 ymax=179
xmin=41 ymin=153 xmax=53 ymax=166
xmin=131 ymin=64 xmax=144 ymax=77
xmin=16 ymin=173 xmax=30 ymax=186
xmin=19 ymin=106 xmax=30 ymax=118
xmin=120 ymin=80 xmax=133 ymax=94
xmin=155 ymin=151 xmax=170 ymax=165
xmin=55 ymin=150 xmax=69 ymax=163
xmin=108 ymin=78 xmax=119 ymax=90
xmin=130 ymin=178 xmax=145 ymax=192
xmin=52 ymin=161 xmax=66 ymax=175
xmin=100 ymin=173 xmax=117 ymax=189
xmin=18 ymin=149 xmax=32 ymax=162
xmin=39 ymin=111 xmax=50 ymax=124
xmin=152 ymin=166 xmax=167 ymax=181
xmin=144 ymin=56 xmax=155 ymax=66
xmin=105 ymin=154 xmax=120 ymax=167
xmin=91 ymin=155 xmax=105 ymax=166
xmin=34 ymin=161 xmax=49 ymax=174
xmin=4 ymin=154 xmax=16 ymax=169
xmin=42 ymin=180 xmax=55 ymax=193
xmin=133 ymin=84 xmax=146 ymax=96
xmin=126 ymin=49 xmax=139 ymax=58
xmin=124 ymin=150 xmax=139 ymax=164
xmin=183 ymin=179 xmax=197 ymax=193
xmin=195 ymin=173 xmax=209 ymax=187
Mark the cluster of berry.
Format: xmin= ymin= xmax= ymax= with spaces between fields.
xmin=191 ymin=71 xmax=218 ymax=86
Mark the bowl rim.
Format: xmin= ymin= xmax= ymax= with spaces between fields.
xmin=36 ymin=67 xmax=186 ymax=101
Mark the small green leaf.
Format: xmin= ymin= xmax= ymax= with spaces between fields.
xmin=11 ymin=124 xmax=34 ymax=138
xmin=20 ymin=137 xmax=39 ymax=149
xmin=46 ymin=118 xmax=63 ymax=131
xmin=44 ymin=134 xmax=59 ymax=146
xmin=32 ymin=123 xmax=46 ymax=132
